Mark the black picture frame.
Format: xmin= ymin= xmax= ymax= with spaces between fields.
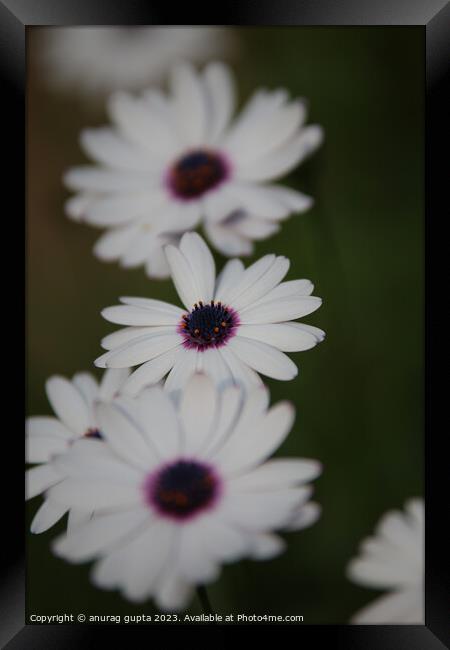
xmin=3 ymin=1 xmax=449 ymax=646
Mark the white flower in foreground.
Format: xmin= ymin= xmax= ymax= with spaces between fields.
xmin=49 ymin=374 xmax=322 ymax=610
xmin=95 ymin=233 xmax=324 ymax=396
xmin=39 ymin=27 xmax=236 ymax=97
xmin=64 ymin=61 xmax=323 ymax=277
xmin=347 ymin=498 xmax=424 ymax=624
xmin=26 ymin=369 xmax=130 ymax=534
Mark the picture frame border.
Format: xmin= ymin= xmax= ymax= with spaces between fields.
xmin=2 ymin=0 xmax=448 ymax=646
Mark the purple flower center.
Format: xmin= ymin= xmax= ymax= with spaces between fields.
xmin=179 ymin=300 xmax=239 ymax=351
xmin=84 ymin=428 xmax=103 ymax=440
xmin=167 ymin=149 xmax=229 ymax=200
xmin=145 ymin=460 xmax=221 ymax=521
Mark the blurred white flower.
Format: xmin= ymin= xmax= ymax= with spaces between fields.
xmin=347 ymin=498 xmax=424 ymax=624
xmin=26 ymin=368 xmax=130 ymax=534
xmin=65 ymin=61 xmax=323 ymax=278
xmin=95 ymin=232 xmax=324 ymax=395
xmin=39 ymin=27 xmax=236 ymax=98
xmin=49 ymin=374 xmax=322 ymax=610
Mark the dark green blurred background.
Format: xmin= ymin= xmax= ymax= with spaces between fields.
xmin=26 ymin=27 xmax=424 ymax=623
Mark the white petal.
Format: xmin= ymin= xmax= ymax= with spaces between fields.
xmin=238 ymin=322 xmax=324 ymax=352
xmin=347 ymin=555 xmax=418 ymax=589
xmin=122 ymin=296 xmax=185 ymax=315
xmin=218 ymin=254 xmax=275 ymax=305
xmin=119 ymin=231 xmax=160 ymax=268
xmin=170 ymin=63 xmax=207 ymax=145
xmin=46 ymin=376 xmax=91 ymax=436
xmin=180 ymin=373 xmax=217 ymax=455
xmin=222 ymin=88 xmax=292 ymax=153
xmin=164 ymin=349 xmax=198 ymax=396
xmin=107 ymin=91 xmax=179 ymax=158
xmin=123 ymin=348 xmax=181 ymax=396
xmin=98 ymin=368 xmax=130 ymax=400
xmin=165 ymin=245 xmax=201 ymax=310
xmin=145 ymin=244 xmax=171 ymax=279
xmin=236 ymin=125 xmax=324 ymax=182
xmin=179 ymin=232 xmax=216 ymax=304
xmin=359 ymin=539 xmax=422 ymax=579
xmin=222 ymin=182 xmax=294 ymax=220
xmin=229 ymin=337 xmax=298 ymax=381
xmin=90 ymin=546 xmax=127 ymax=590
xmin=93 ymin=225 xmax=140 ymax=261
xmin=64 ymin=166 xmax=150 ymax=193
xmin=243 ymin=100 xmax=305 ymax=161
xmin=231 ymin=256 xmax=290 ymax=311
xmin=224 ymin=99 xmax=306 ymax=163
xmin=52 ymin=443 xmax=144 ymax=485
xmin=201 ymin=384 xmax=243 ymax=457
xmin=249 ymin=533 xmax=286 ymax=560
xmin=65 ymin=192 xmax=95 ymax=221
xmin=26 ymin=465 xmax=62 ymax=500
xmin=30 ymin=500 xmax=69 ymax=534
xmin=263 ymin=185 xmax=314 ymax=214
xmin=72 ymin=372 xmax=99 ymax=408
xmin=53 ymin=508 xmax=150 ymax=562
xmin=120 ymin=520 xmax=175 ymax=602
xmin=26 ymin=416 xmax=73 ymax=440
xmin=90 ymin=543 xmax=130 ymax=589
xmin=96 ymin=332 xmax=181 ymax=369
xmin=220 ymin=488 xmax=311 ymax=532
xmin=154 ymin=569 xmax=192 ymax=612
xmin=406 ymin=498 xmax=424 ymax=529
xmin=215 ymin=401 xmax=295 ymax=475
xmin=26 ymin=435 xmax=69 ymax=463
xmin=200 ymin=348 xmax=234 ymax=391
xmin=351 ymin=589 xmax=423 ymax=624
xmin=67 ymin=509 xmax=93 ymax=533
xmin=140 ymin=88 xmax=171 ymax=115
xmin=136 ymin=386 xmax=181 ymax=459
xmin=203 ymin=62 xmax=235 ymax=142
xmin=377 ymin=510 xmax=421 ymax=556
xmin=48 ymin=478 xmax=141 ymax=511
xmin=232 ymin=215 xmax=280 ymax=239
xmin=96 ymin=402 xmax=159 ymax=471
xmin=229 ymin=459 xmax=322 ymax=491
xmin=212 ymin=383 xmax=269 ymax=458
xmin=284 ymin=502 xmax=322 ymax=531
xmin=150 ymin=200 xmax=202 ymax=233
xmin=240 ymin=296 xmax=322 ymax=324
xmin=204 ymin=220 xmax=253 ymax=257
xmin=202 ymin=184 xmax=243 ymax=224
xmin=178 ymin=524 xmax=220 ymax=583
xmin=250 ymin=279 xmax=315 ymax=305
xmin=217 ymin=347 xmax=264 ymax=390
xmin=101 ymin=303 xmax=181 ymax=326
xmin=214 ymin=259 xmax=245 ymax=302
xmin=80 ymin=127 xmax=159 ymax=172
xmin=229 ymin=89 xmax=285 ymax=129
xmin=198 ymin=515 xmax=251 ymax=563
xmin=290 ymin=323 xmax=325 ymax=341
xmin=64 ymin=437 xmax=109 ymax=458
xmin=84 ymin=192 xmax=164 ymax=227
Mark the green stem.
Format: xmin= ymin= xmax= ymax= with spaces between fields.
xmin=196 ymin=585 xmax=215 ymax=616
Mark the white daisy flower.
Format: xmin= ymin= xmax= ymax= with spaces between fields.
xmin=48 ymin=374 xmax=322 ymax=610
xmin=94 ymin=232 xmax=324 ymax=396
xmin=26 ymin=368 xmax=130 ymax=534
xmin=64 ymin=61 xmax=323 ymax=278
xmin=347 ymin=498 xmax=424 ymax=624
xmin=39 ymin=27 xmax=236 ymax=98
